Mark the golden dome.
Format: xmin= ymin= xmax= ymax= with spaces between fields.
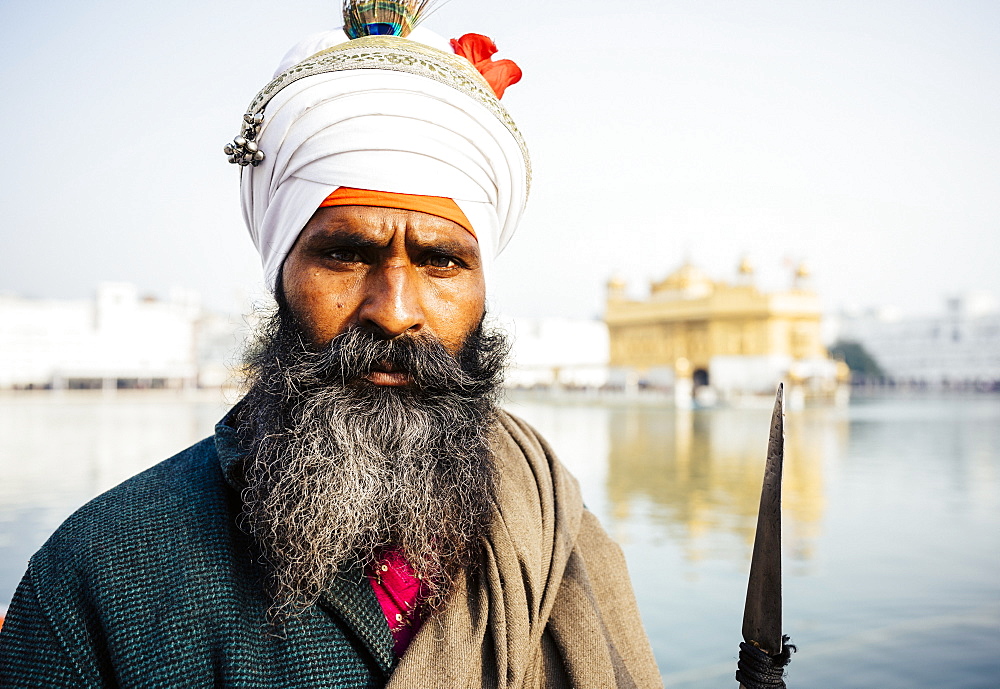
xmin=654 ymin=262 xmax=712 ymax=292
xmin=607 ymin=275 xmax=627 ymax=291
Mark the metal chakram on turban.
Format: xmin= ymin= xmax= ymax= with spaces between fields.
xmin=228 ymin=20 xmax=531 ymax=292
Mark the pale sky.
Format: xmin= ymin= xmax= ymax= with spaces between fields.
xmin=1 ymin=0 xmax=997 ymax=319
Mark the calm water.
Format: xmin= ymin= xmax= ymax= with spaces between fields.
xmin=1 ymin=391 xmax=998 ymax=688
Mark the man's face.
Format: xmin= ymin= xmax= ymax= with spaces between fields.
xmin=241 ymin=210 xmax=505 ymax=616
xmin=281 ymin=204 xmax=486 ymax=385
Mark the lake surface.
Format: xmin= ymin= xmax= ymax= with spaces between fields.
xmin=1 ymin=390 xmax=998 ymax=688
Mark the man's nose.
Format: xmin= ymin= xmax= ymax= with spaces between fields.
xmin=358 ymin=263 xmax=425 ymax=339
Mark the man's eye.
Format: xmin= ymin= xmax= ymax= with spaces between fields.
xmin=328 ymin=249 xmax=363 ymax=263
xmin=426 ymin=255 xmax=459 ymax=269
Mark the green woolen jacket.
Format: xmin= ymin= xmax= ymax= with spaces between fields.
xmin=0 ymin=424 xmax=396 ymax=688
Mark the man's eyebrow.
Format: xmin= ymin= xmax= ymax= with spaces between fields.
xmin=405 ymin=230 xmax=480 ymax=256
xmin=308 ymin=227 xmax=387 ymax=249
xmin=413 ymin=238 xmax=478 ymax=256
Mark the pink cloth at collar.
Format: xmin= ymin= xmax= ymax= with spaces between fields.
xmin=367 ymin=551 xmax=427 ymax=658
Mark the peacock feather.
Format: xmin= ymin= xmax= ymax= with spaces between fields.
xmin=342 ymin=0 xmax=440 ymax=39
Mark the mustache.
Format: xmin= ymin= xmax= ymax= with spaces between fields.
xmin=290 ymin=325 xmax=508 ymax=397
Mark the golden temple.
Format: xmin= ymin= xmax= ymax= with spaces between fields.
xmin=604 ymin=258 xmax=847 ymax=405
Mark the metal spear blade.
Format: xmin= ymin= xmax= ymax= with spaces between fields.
xmin=742 ymin=384 xmax=785 ymax=656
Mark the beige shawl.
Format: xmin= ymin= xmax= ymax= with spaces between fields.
xmin=386 ymin=412 xmax=663 ymax=688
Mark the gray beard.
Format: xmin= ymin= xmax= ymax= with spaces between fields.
xmin=235 ymin=305 xmax=509 ymax=619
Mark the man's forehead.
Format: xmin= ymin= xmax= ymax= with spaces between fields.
xmin=306 ymin=205 xmax=480 ymax=249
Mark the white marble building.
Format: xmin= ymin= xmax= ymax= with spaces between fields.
xmin=0 ymin=283 xmax=206 ymax=390
xmin=836 ymin=293 xmax=1000 ymax=387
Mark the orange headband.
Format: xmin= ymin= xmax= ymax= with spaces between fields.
xmin=319 ymin=187 xmax=476 ymax=238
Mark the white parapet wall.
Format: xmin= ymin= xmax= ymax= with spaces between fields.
xmin=709 ymin=355 xmax=793 ymax=397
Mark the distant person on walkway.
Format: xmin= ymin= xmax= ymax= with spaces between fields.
xmin=0 ymin=3 xmax=659 ymax=687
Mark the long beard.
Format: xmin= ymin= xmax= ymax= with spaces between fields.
xmin=235 ymin=305 xmax=509 ymax=619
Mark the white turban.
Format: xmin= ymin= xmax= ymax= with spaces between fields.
xmin=237 ymin=28 xmax=530 ymax=292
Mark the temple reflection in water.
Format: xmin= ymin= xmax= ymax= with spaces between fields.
xmin=602 ymin=404 xmax=848 ymax=565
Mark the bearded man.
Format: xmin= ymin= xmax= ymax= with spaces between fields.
xmin=0 ymin=4 xmax=660 ymax=688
